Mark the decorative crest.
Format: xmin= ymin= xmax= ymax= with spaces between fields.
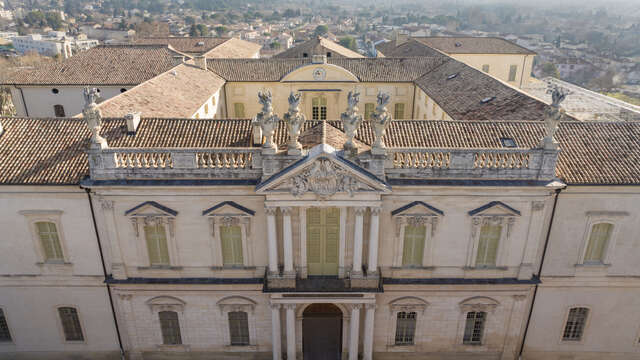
xmin=341 ymin=90 xmax=363 ymax=153
xmin=283 ymin=91 xmax=306 ymax=155
xmin=290 ymin=159 xmax=361 ymax=198
xmin=82 ymin=87 xmax=107 ymax=150
xmin=253 ymin=90 xmax=279 ymax=154
xmin=371 ymin=91 xmax=392 ymax=155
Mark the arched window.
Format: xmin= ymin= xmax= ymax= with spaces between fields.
xmin=58 ymin=307 xmax=84 ymax=341
xmin=159 ymin=311 xmax=182 ymax=345
xmin=228 ymin=311 xmax=250 ymax=346
xmin=463 ymin=311 xmax=486 ymax=345
xmin=35 ymin=221 xmax=64 ymax=262
xmin=584 ymin=223 xmax=613 ymax=263
xmin=53 ymin=104 xmax=65 ymax=117
xmin=394 ymin=311 xmax=416 ymax=345
xmin=563 ymin=307 xmax=589 ymax=341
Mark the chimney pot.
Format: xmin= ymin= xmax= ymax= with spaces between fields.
xmin=125 ymin=112 xmax=141 ymax=133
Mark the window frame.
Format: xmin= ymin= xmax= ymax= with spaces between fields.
xmin=560 ymin=306 xmax=591 ymax=343
xmin=386 ymin=296 xmax=428 ymax=350
xmin=55 ymin=305 xmax=86 ymax=343
xmin=203 ymin=202 xmax=254 ymax=269
xmin=234 ymin=102 xmax=245 ymax=118
xmin=312 ymin=96 xmax=327 ymax=120
xmin=394 ymin=311 xmax=417 ymax=345
xmin=467 ymin=202 xmax=520 ymax=269
xmin=0 ymin=307 xmax=13 ymax=344
xmin=364 ymin=102 xmax=375 ymax=120
xmin=20 ymin=210 xmax=70 ymax=266
xmin=146 ymin=296 xmax=188 ymax=348
xmin=391 ymin=202 xmax=443 ymax=269
xmin=394 ymin=103 xmax=405 ymax=120
xmin=462 ymin=311 xmax=487 ymax=345
xmin=53 ymin=104 xmax=65 ymax=117
xmin=228 ymin=311 xmax=250 ymax=346
xmin=217 ymin=296 xmax=258 ymax=349
xmin=158 ymin=310 xmax=183 ymax=345
xmin=457 ymin=296 xmax=499 ymax=348
xmin=577 ymin=211 xmax=626 ymax=267
xmin=126 ymin=202 xmax=180 ymax=269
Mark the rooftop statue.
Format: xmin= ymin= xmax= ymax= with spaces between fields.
xmin=82 ymin=87 xmax=107 ymax=150
xmin=283 ymin=92 xmax=306 ymax=155
xmin=341 ymin=90 xmax=363 ymax=153
xmin=548 ymin=84 xmax=570 ymax=108
xmin=371 ymin=91 xmax=392 ymax=155
xmin=254 ymin=90 xmax=279 ymax=154
xmin=541 ymin=84 xmax=570 ymax=150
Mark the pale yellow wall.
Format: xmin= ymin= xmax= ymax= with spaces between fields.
xmin=449 ymin=53 xmax=534 ymax=88
xmin=414 ymin=87 xmax=452 ymax=120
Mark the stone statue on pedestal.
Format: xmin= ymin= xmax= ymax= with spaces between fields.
xmin=370 ymin=92 xmax=392 ymax=155
xmin=540 ymin=84 xmax=569 ymax=150
xmin=254 ymin=91 xmax=280 ymax=154
xmin=283 ymin=92 xmax=306 ymax=155
xmin=82 ymin=87 xmax=108 ymax=150
xmin=341 ymin=90 xmax=363 ymax=154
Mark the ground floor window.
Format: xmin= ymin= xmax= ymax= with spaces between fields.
xmin=228 ymin=311 xmax=250 ymax=345
xmin=463 ymin=311 xmax=486 ymax=345
xmin=395 ymin=311 xmax=417 ymax=345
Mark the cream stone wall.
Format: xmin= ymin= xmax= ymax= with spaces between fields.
xmin=449 ymin=54 xmax=534 ymax=88
xmin=192 ymin=90 xmax=222 ymax=119
xmin=414 ymin=87 xmax=452 ymax=120
xmin=9 ymin=85 xmax=131 ymax=117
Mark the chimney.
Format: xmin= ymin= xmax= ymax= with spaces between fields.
xmin=194 ymin=55 xmax=207 ymax=70
xmin=172 ymin=55 xmax=185 ymax=66
xmin=125 ymin=112 xmax=141 ymax=133
xmin=252 ymin=122 xmax=263 ymax=145
xmin=311 ymin=54 xmax=327 ymax=64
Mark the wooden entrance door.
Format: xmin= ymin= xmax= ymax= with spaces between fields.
xmin=307 ymin=208 xmax=340 ymax=276
xmin=303 ymin=304 xmax=342 ymax=360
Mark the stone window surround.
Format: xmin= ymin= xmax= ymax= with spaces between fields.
xmin=19 ymin=210 xmax=72 ymax=266
xmin=558 ymin=305 xmax=592 ymax=345
xmin=127 ymin=203 xmax=180 ymax=269
xmin=391 ymin=203 xmax=442 ymax=269
xmin=54 ymin=304 xmax=86 ymax=344
xmin=204 ymin=203 xmax=254 ymax=269
xmin=386 ymin=296 xmax=428 ymax=351
xmin=456 ymin=296 xmax=500 ymax=347
xmin=466 ymin=203 xmax=520 ymax=269
xmin=0 ymin=306 xmax=14 ymax=345
xmin=576 ymin=211 xmax=628 ymax=267
xmin=146 ymin=296 xmax=190 ymax=351
xmin=216 ymin=296 xmax=258 ymax=350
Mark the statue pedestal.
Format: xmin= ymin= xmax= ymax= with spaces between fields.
xmin=262 ymin=145 xmax=277 ymax=155
xmin=371 ymin=146 xmax=386 ymax=156
xmin=287 ymin=147 xmax=302 ymax=156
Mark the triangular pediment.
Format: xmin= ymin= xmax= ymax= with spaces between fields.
xmin=280 ymin=63 xmax=359 ymax=82
xmin=256 ymin=144 xmax=390 ymax=198
xmin=468 ymin=201 xmax=520 ymax=217
xmin=202 ymin=201 xmax=255 ymax=217
xmin=392 ymin=201 xmax=444 ymax=217
xmin=125 ymin=201 xmax=178 ymax=217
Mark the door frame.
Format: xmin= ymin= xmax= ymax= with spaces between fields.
xmin=300 ymin=206 xmax=347 ymax=279
xmin=301 ymin=303 xmax=346 ymax=360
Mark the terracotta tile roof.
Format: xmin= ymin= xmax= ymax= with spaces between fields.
xmin=134 ymin=37 xmax=229 ymax=54
xmin=414 ymin=60 xmax=554 ymax=120
xmin=2 ymin=118 xmax=639 ymax=185
xmin=206 ymin=57 xmax=448 ymax=82
xmin=88 ymin=63 xmax=225 ymax=118
xmin=415 ymin=37 xmax=535 ymax=55
xmin=202 ymin=38 xmax=262 ymax=58
xmin=2 ymin=45 xmax=182 ymax=86
xmin=376 ymin=39 xmax=446 ymax=58
xmin=274 ymin=36 xmax=364 ymax=58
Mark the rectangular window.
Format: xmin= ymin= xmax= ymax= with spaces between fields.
xmin=58 ymin=307 xmax=84 ymax=341
xmin=220 ymin=225 xmax=243 ymax=266
xmin=476 ymin=224 xmax=502 ymax=267
xmin=394 ymin=103 xmax=404 ymax=119
xmin=204 ymin=103 xmax=209 ymax=114
xmin=394 ymin=311 xmax=416 ymax=345
xmin=463 ymin=311 xmax=486 ymax=345
xmin=228 ymin=311 xmax=250 ymax=346
xmin=53 ymin=104 xmax=65 ymax=117
xmin=312 ymin=97 xmax=327 ymax=120
xmin=482 ymin=64 xmax=490 ymax=73
xmin=508 ymin=65 xmax=518 ymax=82
xmin=159 ymin=311 xmax=182 ymax=345
xmin=234 ymin=103 xmax=245 ymax=118
xmin=145 ymin=223 xmax=170 ymax=266
xmin=402 ymin=225 xmax=426 ymax=267
xmin=584 ymin=223 xmax=612 ymax=263
xmin=563 ymin=308 xmax=588 ymax=341
xmin=0 ymin=309 xmax=11 ymax=342
xmin=364 ymin=103 xmax=374 ymax=120
xmin=36 ymin=221 xmax=64 ymax=262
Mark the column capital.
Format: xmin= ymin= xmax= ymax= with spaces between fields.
xmin=369 ymin=207 xmax=381 ymax=215
xmin=284 ymin=303 xmax=297 ymax=311
xmin=354 ymin=207 xmax=367 ymax=216
xmin=364 ymin=303 xmax=376 ymax=310
xmin=265 ymin=206 xmax=277 ymax=216
xmin=280 ymin=206 xmax=292 ymax=215
xmin=270 ymin=303 xmax=282 ymax=310
xmin=351 ymin=303 xmax=363 ymax=311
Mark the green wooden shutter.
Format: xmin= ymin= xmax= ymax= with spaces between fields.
xmin=394 ymin=103 xmax=404 ymax=119
xmin=221 ymin=225 xmax=243 ymax=266
xmin=324 ymin=208 xmax=340 ymax=275
xmin=36 ymin=222 xmax=63 ymax=261
xmin=476 ymin=224 xmax=502 ymax=267
xmin=584 ymin=223 xmax=612 ymax=263
xmin=364 ymin=103 xmax=374 ymax=120
xmin=402 ymin=225 xmax=426 ymax=267
xmin=234 ymin=103 xmax=245 ymax=118
xmin=508 ymin=65 xmax=518 ymax=81
xmin=145 ymin=223 xmax=169 ymax=266
xmin=307 ymin=208 xmax=323 ymax=275
xmin=307 ymin=208 xmax=339 ymax=275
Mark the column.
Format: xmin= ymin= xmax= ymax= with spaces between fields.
xmin=285 ymin=304 xmax=297 ymax=360
xmin=299 ymin=207 xmax=308 ymax=278
xmin=282 ymin=207 xmax=294 ymax=276
xmin=367 ymin=207 xmax=381 ymax=275
xmin=270 ymin=304 xmax=282 ymax=360
xmin=363 ymin=304 xmax=376 ymax=360
xmin=266 ymin=207 xmax=278 ymax=274
xmin=349 ymin=304 xmax=362 ymax=360
xmin=352 ymin=207 xmax=366 ymax=275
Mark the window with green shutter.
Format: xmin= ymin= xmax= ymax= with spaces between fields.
xmin=234 ymin=102 xmax=245 ymax=118
xmin=476 ymin=224 xmax=502 ymax=267
xmin=402 ymin=224 xmax=426 ymax=267
xmin=307 ymin=207 xmax=339 ymax=276
xmin=145 ymin=223 xmax=170 ymax=266
xmin=36 ymin=221 xmax=64 ymax=262
xmin=584 ymin=223 xmax=612 ymax=263
xmin=364 ymin=103 xmax=375 ymax=120
xmin=394 ymin=103 xmax=404 ymax=119
xmin=508 ymin=65 xmax=518 ymax=82
xmin=220 ymin=225 xmax=243 ymax=266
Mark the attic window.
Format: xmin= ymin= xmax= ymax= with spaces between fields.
xmin=446 ymin=73 xmax=458 ymax=80
xmin=500 ymin=137 xmax=517 ymax=148
xmin=326 ymin=52 xmax=332 ymax=57
xmin=196 ymin=41 xmax=205 ymax=46
xmin=120 ymin=88 xmax=127 ymax=93
xmin=455 ymin=42 xmax=462 ymax=47
xmin=481 ymin=96 xmax=496 ymax=104
xmin=303 ymin=53 xmax=308 ymax=58
xmin=51 ymin=88 xmax=59 ymax=94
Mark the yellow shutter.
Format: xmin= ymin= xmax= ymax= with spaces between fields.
xmin=306 ymin=208 xmax=339 ymax=275
xmin=307 ymin=208 xmax=322 ymax=275
xmin=364 ymin=103 xmax=374 ymax=120
xmin=221 ymin=225 xmax=243 ymax=265
xmin=402 ymin=224 xmax=426 ymax=266
xmin=145 ymin=223 xmax=170 ymax=266
xmin=584 ymin=223 xmax=612 ymax=263
xmin=324 ymin=208 xmax=340 ymax=275
xmin=394 ymin=103 xmax=404 ymax=119
xmin=509 ymin=65 xmax=518 ymax=81
xmin=234 ymin=103 xmax=245 ymax=118
xmin=36 ymin=222 xmax=63 ymax=261
xmin=476 ymin=224 xmax=501 ymax=267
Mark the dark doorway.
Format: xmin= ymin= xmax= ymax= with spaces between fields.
xmin=303 ymin=303 xmax=343 ymax=360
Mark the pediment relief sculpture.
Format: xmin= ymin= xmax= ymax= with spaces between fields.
xmin=290 ymin=158 xmax=367 ymax=198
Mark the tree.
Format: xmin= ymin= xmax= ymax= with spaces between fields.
xmin=270 ymin=41 xmax=281 ymax=50
xmin=45 ymin=12 xmax=64 ymax=30
xmin=541 ymin=63 xmax=559 ymax=78
xmin=214 ymin=26 xmax=227 ymax=36
xmin=314 ymin=25 xmax=328 ymax=37
xmin=189 ymin=24 xmax=209 ymax=37
xmin=339 ymin=36 xmax=357 ymax=51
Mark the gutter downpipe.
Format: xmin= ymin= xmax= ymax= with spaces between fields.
xmin=517 ymin=186 xmax=563 ymax=359
xmin=84 ymin=188 xmax=126 ymax=360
